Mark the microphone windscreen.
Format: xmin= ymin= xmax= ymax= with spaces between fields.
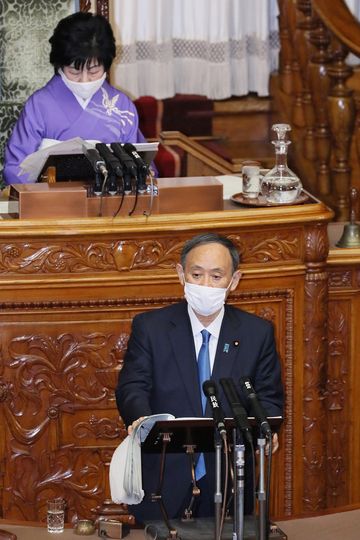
xmin=202 ymin=379 xmax=217 ymax=396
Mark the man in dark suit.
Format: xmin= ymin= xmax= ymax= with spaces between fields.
xmin=115 ymin=232 xmax=284 ymax=524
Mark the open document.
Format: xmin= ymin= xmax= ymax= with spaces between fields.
xmin=110 ymin=413 xmax=175 ymax=505
xmin=19 ymin=137 xmax=159 ymax=182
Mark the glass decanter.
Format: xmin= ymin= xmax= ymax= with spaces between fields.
xmin=261 ymin=124 xmax=302 ymax=204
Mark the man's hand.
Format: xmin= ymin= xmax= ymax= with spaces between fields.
xmin=265 ymin=432 xmax=279 ymax=455
xmin=269 ymin=432 xmax=279 ymax=454
xmin=127 ymin=416 xmax=146 ymax=435
xmin=256 ymin=433 xmax=279 ymax=456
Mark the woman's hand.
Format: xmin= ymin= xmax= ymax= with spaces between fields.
xmin=127 ymin=416 xmax=146 ymax=435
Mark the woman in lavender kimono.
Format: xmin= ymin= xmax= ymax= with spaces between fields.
xmin=3 ymin=12 xmax=144 ymax=185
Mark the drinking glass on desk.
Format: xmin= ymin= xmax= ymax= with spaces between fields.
xmin=242 ymin=165 xmax=262 ymax=199
xmin=47 ymin=498 xmax=65 ymax=533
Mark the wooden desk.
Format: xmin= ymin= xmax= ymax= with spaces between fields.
xmin=0 ymin=519 xmax=144 ymax=539
xmin=0 ymin=198 xmax=334 ymax=522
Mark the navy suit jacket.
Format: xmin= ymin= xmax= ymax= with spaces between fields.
xmin=115 ymin=301 xmax=284 ymax=522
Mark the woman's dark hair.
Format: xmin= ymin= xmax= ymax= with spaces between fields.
xmin=49 ymin=12 xmax=116 ymax=72
xmin=180 ymin=233 xmax=240 ymax=273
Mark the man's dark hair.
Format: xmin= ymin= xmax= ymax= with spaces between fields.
xmin=49 ymin=12 xmax=116 ymax=72
xmin=180 ymin=233 xmax=240 ymax=273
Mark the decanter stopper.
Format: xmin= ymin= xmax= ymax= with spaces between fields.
xmin=272 ymin=123 xmax=291 ymax=140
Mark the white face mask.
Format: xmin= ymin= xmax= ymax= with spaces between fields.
xmin=184 ymin=281 xmax=231 ymax=317
xmin=59 ymin=69 xmax=106 ymax=101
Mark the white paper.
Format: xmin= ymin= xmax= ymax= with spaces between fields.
xmin=109 ymin=413 xmax=175 ymax=505
xmin=215 ymin=174 xmax=242 ymax=200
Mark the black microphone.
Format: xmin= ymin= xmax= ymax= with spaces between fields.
xmin=95 ymin=143 xmax=123 ymax=195
xmin=239 ymin=377 xmax=272 ymax=436
xmin=202 ymin=380 xmax=227 ymax=437
xmin=220 ymin=377 xmax=253 ymax=445
xmin=110 ymin=143 xmax=138 ymax=194
xmin=123 ymin=143 xmax=149 ymax=193
xmin=83 ymin=146 xmax=108 ymax=177
xmin=95 ymin=143 xmax=123 ymax=178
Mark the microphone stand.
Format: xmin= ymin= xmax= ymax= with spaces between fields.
xmin=93 ymin=171 xmax=102 ymax=196
xmin=214 ymin=435 xmax=222 ymax=540
xmin=233 ymin=429 xmax=245 ymax=540
xmin=257 ymin=436 xmax=267 ymax=540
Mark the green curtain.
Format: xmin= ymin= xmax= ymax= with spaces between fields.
xmin=0 ymin=0 xmax=75 ymax=185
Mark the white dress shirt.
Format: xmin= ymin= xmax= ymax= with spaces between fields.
xmin=187 ymin=304 xmax=225 ymax=373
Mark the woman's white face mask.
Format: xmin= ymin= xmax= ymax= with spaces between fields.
xmin=59 ymin=69 xmax=106 ymax=101
xmin=184 ymin=280 xmax=232 ymax=316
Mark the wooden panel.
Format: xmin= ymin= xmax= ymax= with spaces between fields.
xmin=327 ymin=257 xmax=360 ymax=510
xmin=327 ymin=223 xmax=360 ymax=512
xmin=327 ymin=296 xmax=351 ymax=508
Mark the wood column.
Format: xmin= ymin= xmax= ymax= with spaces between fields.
xmin=303 ymin=222 xmax=329 ymax=512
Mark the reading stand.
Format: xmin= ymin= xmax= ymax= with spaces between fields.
xmin=142 ymin=418 xmax=283 ymax=453
xmin=39 ymin=153 xmax=94 ymax=182
xmin=141 ymin=418 xmax=286 ymax=540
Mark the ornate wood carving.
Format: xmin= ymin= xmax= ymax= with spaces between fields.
xmin=0 ymin=289 xmax=295 ymax=521
xmin=0 ymin=298 xmax=180 ymax=311
xmin=231 ymin=288 xmax=296 ymax=516
xmin=303 ymin=223 xmax=329 ymax=512
xmin=0 ymin=329 xmax=131 ymax=522
xmin=327 ymin=299 xmax=349 ymax=507
xmin=229 ymin=231 xmax=301 ymax=264
xmin=327 ymin=253 xmax=360 ymax=510
xmin=0 ymin=231 xmax=302 ymax=276
xmin=328 ymin=269 xmax=352 ymax=288
xmin=0 ymin=239 xmax=182 ymax=274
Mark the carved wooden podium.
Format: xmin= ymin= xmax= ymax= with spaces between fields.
xmin=0 ymin=191 xmax=334 ymax=523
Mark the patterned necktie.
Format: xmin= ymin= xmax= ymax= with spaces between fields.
xmin=195 ymin=329 xmax=211 ymax=480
